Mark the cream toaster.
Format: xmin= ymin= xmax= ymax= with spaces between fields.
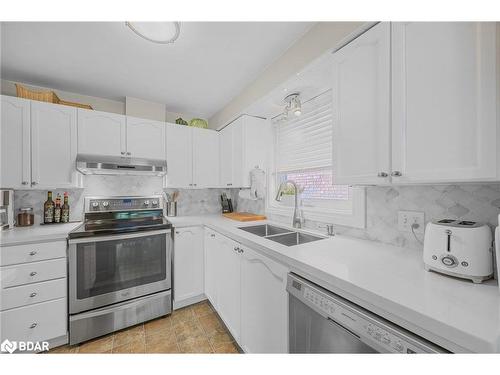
xmin=423 ymin=219 xmax=493 ymax=283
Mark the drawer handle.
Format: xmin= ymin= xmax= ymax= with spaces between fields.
xmin=29 ymin=323 xmax=38 ymax=329
xmin=210 ymin=234 xmax=215 ymax=238
xmin=29 ymin=251 xmax=37 ymax=256
xmin=30 ymin=292 xmax=37 ymax=298
xmin=30 ymin=272 xmax=37 ymax=277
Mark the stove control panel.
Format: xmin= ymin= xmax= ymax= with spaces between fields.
xmin=85 ymin=196 xmax=164 ymax=212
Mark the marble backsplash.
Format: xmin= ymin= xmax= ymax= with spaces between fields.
xmin=268 ymin=184 xmax=500 ymax=250
xmin=13 ymin=175 xmax=265 ymax=224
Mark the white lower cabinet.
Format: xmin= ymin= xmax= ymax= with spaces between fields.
xmin=173 ymin=226 xmax=205 ymax=309
xmin=240 ymin=245 xmax=288 ymax=353
xmin=0 ymin=240 xmax=68 ymax=350
xmin=204 ymin=228 xmax=289 ymax=352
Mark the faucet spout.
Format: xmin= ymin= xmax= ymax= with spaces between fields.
xmin=275 ymin=179 xmax=304 ymax=228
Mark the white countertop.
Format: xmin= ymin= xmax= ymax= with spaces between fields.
xmin=167 ymin=215 xmax=500 ymax=353
xmin=0 ymin=222 xmax=82 ymax=246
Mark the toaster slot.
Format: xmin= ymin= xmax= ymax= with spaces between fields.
xmin=445 ymin=229 xmax=452 ymax=252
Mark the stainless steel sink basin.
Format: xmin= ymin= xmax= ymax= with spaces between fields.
xmin=239 ymin=224 xmax=292 ymax=237
xmin=266 ymin=232 xmax=325 ymax=246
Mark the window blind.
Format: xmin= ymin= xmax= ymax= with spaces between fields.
xmin=275 ymin=90 xmax=332 ymax=173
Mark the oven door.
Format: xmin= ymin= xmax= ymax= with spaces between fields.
xmin=69 ymin=229 xmax=171 ymax=314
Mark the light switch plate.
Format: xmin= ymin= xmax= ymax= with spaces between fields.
xmin=398 ymin=211 xmax=425 ymax=233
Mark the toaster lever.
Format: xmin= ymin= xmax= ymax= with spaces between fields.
xmin=445 ymin=229 xmax=452 ymax=252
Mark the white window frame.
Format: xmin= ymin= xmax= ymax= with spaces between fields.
xmin=265 ymin=121 xmax=366 ymax=229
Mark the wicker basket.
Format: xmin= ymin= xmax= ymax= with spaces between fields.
xmin=58 ymin=100 xmax=93 ymax=110
xmin=16 ymin=84 xmax=60 ymax=103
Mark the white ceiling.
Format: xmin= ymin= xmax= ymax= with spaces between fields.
xmin=0 ymin=22 xmax=314 ymax=118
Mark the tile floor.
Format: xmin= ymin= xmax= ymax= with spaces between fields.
xmin=49 ymin=300 xmax=241 ymax=354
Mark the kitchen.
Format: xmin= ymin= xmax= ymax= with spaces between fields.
xmin=1 ymin=2 xmax=500 ymax=372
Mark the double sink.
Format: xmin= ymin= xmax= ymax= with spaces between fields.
xmin=239 ymin=224 xmax=325 ymax=247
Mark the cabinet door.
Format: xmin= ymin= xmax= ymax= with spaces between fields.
xmin=220 ymin=126 xmax=233 ymax=187
xmin=1 ymin=96 xmax=31 ymax=188
xmin=392 ymin=22 xmax=497 ymax=183
xmin=204 ymin=228 xmax=219 ymax=307
xmin=77 ymin=109 xmax=126 ymax=157
xmin=240 ymin=246 xmax=288 ymax=353
xmin=126 ymin=117 xmax=166 ymax=160
xmin=31 ymin=101 xmax=78 ymax=189
xmin=216 ymin=235 xmax=241 ymax=342
xmin=231 ymin=119 xmax=245 ymax=187
xmin=173 ymin=226 xmax=204 ymax=308
xmin=192 ymin=128 xmax=220 ymax=188
xmin=242 ymin=116 xmax=269 ymax=187
xmin=332 ymin=22 xmax=391 ymax=185
xmin=165 ymin=124 xmax=193 ymax=187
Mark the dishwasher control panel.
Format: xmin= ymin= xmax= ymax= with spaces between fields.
xmin=291 ymin=275 xmax=443 ymax=353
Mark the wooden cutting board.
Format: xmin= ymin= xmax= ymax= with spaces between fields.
xmin=222 ymin=212 xmax=267 ymax=222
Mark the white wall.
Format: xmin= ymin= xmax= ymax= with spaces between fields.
xmin=208 ymin=22 xmax=365 ymax=129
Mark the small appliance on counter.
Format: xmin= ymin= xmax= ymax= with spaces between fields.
xmin=0 ymin=189 xmax=14 ymax=230
xmin=423 ymin=219 xmax=493 ymax=283
xmin=220 ymin=193 xmax=233 ymax=213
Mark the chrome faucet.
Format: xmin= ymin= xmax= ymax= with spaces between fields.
xmin=275 ymin=179 xmax=304 ymax=228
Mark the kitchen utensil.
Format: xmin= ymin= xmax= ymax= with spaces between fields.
xmin=166 ymin=202 xmax=177 ymax=217
xmin=0 ymin=190 xmax=14 ymax=230
xmin=423 ymin=219 xmax=493 ymax=283
xmin=17 ymin=207 xmax=35 ymax=227
xmin=172 ymin=191 xmax=179 ymax=202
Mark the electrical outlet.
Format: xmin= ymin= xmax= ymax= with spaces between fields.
xmin=398 ymin=211 xmax=425 ymax=233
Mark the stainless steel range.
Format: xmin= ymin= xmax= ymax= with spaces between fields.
xmin=68 ymin=195 xmax=172 ymax=345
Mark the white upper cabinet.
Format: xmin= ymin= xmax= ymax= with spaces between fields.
xmin=219 ymin=115 xmax=269 ymax=188
xmin=31 ymin=101 xmax=78 ymax=189
xmin=192 ymin=128 xmax=220 ymax=188
xmin=77 ymin=109 xmax=126 ymax=157
xmin=165 ymin=124 xmax=193 ymax=187
xmin=126 ymin=117 xmax=166 ymax=160
xmin=165 ymin=124 xmax=220 ymax=188
xmin=240 ymin=246 xmax=288 ymax=353
xmin=332 ymin=22 xmax=391 ymax=185
xmin=391 ymin=22 xmax=497 ymax=183
xmin=1 ymin=96 xmax=31 ymax=189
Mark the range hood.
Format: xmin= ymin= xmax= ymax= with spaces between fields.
xmin=76 ymin=154 xmax=167 ymax=176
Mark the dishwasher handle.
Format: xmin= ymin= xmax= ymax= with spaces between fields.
xmin=327 ymin=317 xmax=361 ymax=339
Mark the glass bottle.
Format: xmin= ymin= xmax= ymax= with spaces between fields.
xmin=43 ymin=191 xmax=55 ymax=224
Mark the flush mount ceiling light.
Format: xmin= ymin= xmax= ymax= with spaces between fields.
xmin=126 ymin=22 xmax=181 ymax=44
xmin=284 ymin=93 xmax=302 ymax=117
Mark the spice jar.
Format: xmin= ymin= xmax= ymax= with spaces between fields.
xmin=17 ymin=207 xmax=34 ymax=227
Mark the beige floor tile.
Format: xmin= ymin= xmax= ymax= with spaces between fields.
xmin=146 ymin=339 xmax=180 ymax=354
xmin=113 ymin=324 xmax=145 ymax=348
xmin=171 ymin=306 xmax=195 ymax=326
xmin=198 ymin=312 xmax=226 ymax=335
xmin=146 ymin=330 xmax=177 ymax=346
xmin=174 ymin=319 xmax=205 ymax=342
xmin=49 ymin=345 xmax=79 ymax=354
xmin=112 ymin=340 xmax=146 ymax=354
xmin=78 ymin=334 xmax=114 ymax=353
xmin=207 ymin=331 xmax=234 ymax=348
xmin=192 ymin=301 xmax=213 ymax=317
xmin=213 ymin=342 xmax=239 ymax=354
xmin=178 ymin=336 xmax=213 ymax=353
xmin=144 ymin=316 xmax=173 ymax=337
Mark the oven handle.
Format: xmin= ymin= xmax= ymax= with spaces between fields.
xmin=68 ymin=229 xmax=171 ymax=244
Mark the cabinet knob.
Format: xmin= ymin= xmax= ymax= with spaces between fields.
xmin=377 ymin=172 xmax=388 ymax=178
xmin=189 ymin=184 xmax=193 ymax=186
xmin=29 ymin=251 xmax=37 ymax=256
xmin=31 ymin=181 xmax=38 ymax=186
xmin=29 ymin=323 xmax=38 ymax=329
xmin=121 ymin=152 xmax=125 ymax=155
xmin=210 ymin=234 xmax=215 ymax=238
xmin=30 ymin=292 xmax=37 ymax=298
xmin=193 ymin=183 xmax=197 ymax=186
xmin=22 ymin=181 xmax=29 ymax=185
xmin=126 ymin=152 xmax=131 ymax=156
xmin=391 ymin=171 xmax=402 ymax=177
xmin=30 ymin=271 xmax=37 ymax=277
xmin=175 ymin=231 xmax=180 ymax=234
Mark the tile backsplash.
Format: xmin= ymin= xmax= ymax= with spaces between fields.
xmin=268 ymin=184 xmax=500 ymax=250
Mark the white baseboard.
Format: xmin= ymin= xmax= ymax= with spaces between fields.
xmin=173 ymin=293 xmax=206 ymax=310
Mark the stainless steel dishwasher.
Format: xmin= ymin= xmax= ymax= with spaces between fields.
xmin=287 ymin=273 xmax=448 ymax=353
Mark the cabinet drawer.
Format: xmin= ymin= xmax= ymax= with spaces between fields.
xmin=0 ymin=240 xmax=66 ymax=266
xmin=0 ymin=298 xmax=67 ymax=343
xmin=1 ymin=258 xmax=66 ymax=288
xmin=0 ymin=278 xmax=66 ymax=311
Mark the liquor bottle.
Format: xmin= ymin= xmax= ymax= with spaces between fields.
xmin=61 ymin=192 xmax=70 ymax=223
xmin=54 ymin=193 xmax=62 ymax=223
xmin=43 ymin=191 xmax=55 ymax=224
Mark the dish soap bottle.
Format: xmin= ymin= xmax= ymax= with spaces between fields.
xmin=54 ymin=193 xmax=62 ymax=223
xmin=43 ymin=191 xmax=55 ymax=224
xmin=61 ymin=192 xmax=70 ymax=223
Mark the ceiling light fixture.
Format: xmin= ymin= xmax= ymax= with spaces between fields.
xmin=284 ymin=93 xmax=302 ymax=117
xmin=126 ymin=22 xmax=181 ymax=44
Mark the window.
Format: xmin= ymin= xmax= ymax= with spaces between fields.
xmin=267 ymin=90 xmax=365 ymax=228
